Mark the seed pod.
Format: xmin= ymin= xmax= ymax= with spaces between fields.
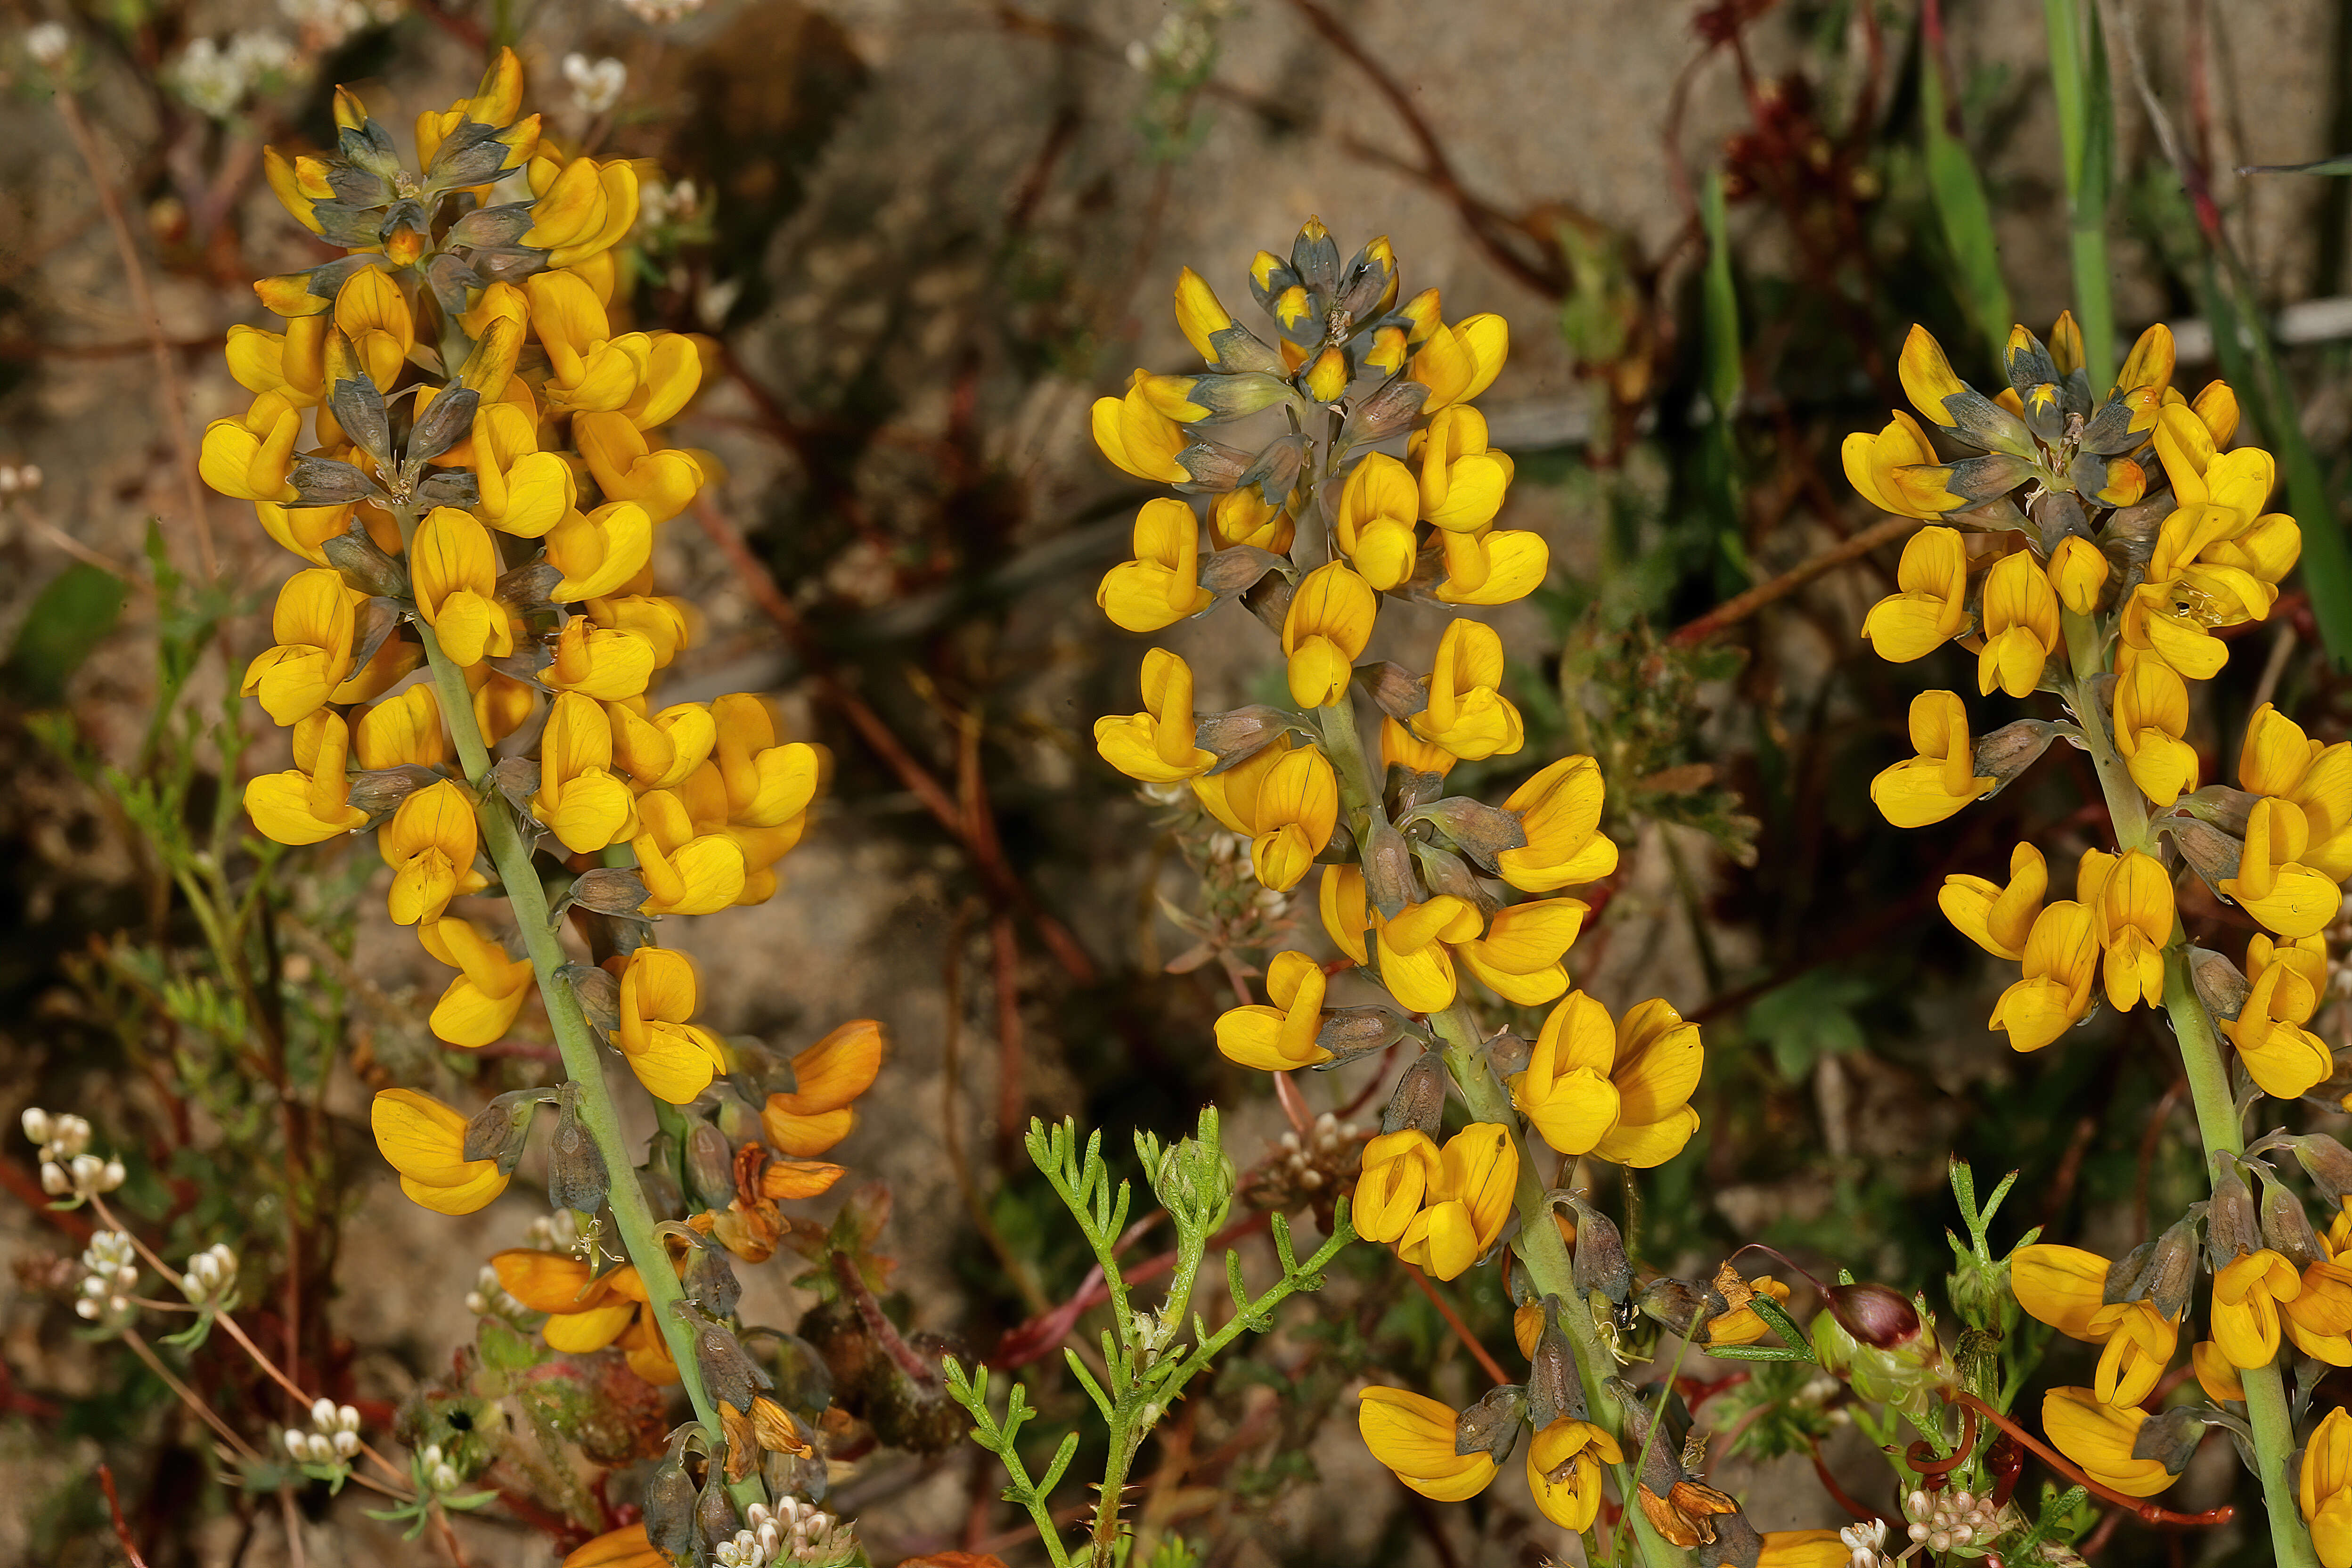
xmin=493 ymin=560 xmax=564 ymax=614
xmin=639 ymin=1132 xmax=686 ymax=1224
xmin=2167 ymin=817 xmax=2243 ymax=898
xmin=642 ymin=1451 xmax=698 ymax=1559
xmin=1524 ymin=1297 xmax=1584 ymax=1429
xmin=1387 ymin=765 xmax=1446 ymax=818
xmin=2287 ymin=1133 xmax=2352 ymax=1204
xmin=695 ymin=1469 xmax=741 ymax=1548
xmin=326 ymin=367 xmax=392 ymax=469
xmin=404 ymin=386 xmax=480 ymax=473
xmin=1355 ymin=662 xmax=1428 ymax=723
xmin=685 ymin=1121 xmax=736 ymax=1212
xmin=1380 ymin=1050 xmax=1446 ymax=1138
xmin=2207 ymin=1161 xmax=2260 ymax=1267
xmin=2100 ymin=1238 xmax=2157 ymax=1305
xmin=1413 ymin=797 xmax=1528 ymax=871
xmin=680 ymin=1307 xmax=772 ymax=1413
xmin=1230 ymin=433 xmax=1309 ymax=506
xmin=1971 ymin=719 xmax=2059 ymax=797
xmin=2187 ymin=945 xmax=2252 ymax=1022
xmin=1564 ymin=1197 xmax=1632 ymax=1308
xmin=2179 ymin=784 xmax=2260 ymax=836
xmin=546 ymin=1084 xmax=610 ymax=1215
xmin=1826 ymin=1283 xmax=1920 ymax=1351
xmin=2258 ymin=1173 xmax=2323 ymax=1269
xmin=444 ymin=201 xmax=536 ymax=248
xmin=2139 ymin=1214 xmax=2204 ymax=1319
xmin=2130 ymin=1406 xmax=2207 ymax=1476
xmin=561 ymin=962 xmax=622 ymax=1031
xmin=1452 ymin=1383 xmax=1527 ymax=1464
xmin=1312 ymin=1006 xmax=1409 ymax=1066
xmin=1636 ymin=1277 xmax=1707 ymax=1339
xmin=1413 ymin=845 xmax=1486 ymax=909
xmin=415 ymin=469 xmax=481 ymax=508
xmin=345 ymin=764 xmax=436 ymax=819
xmin=562 ymin=867 xmax=653 ymax=919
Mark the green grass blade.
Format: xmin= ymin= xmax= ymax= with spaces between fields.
xmin=1922 ymin=34 xmax=2014 ymax=367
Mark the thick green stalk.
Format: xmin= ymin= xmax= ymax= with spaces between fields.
xmin=2060 ymin=609 xmax=2149 ymax=850
xmin=1429 ymin=1001 xmax=1688 ymax=1568
xmin=406 ymin=601 xmax=765 ymax=1513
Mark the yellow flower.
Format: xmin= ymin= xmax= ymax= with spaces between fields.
xmin=1416 ymin=406 xmax=1513 ymax=533
xmin=1495 ymin=756 xmax=1618 ymax=893
xmin=240 ymin=570 xmax=357 ymax=726
xmin=490 ymin=1250 xmax=679 ymax=1384
xmin=611 ymin=948 xmax=728 ymax=1104
xmin=1282 ymin=561 xmax=1378 ymax=708
xmin=412 ymin=506 xmax=514 ymax=667
xmin=1332 ymin=453 xmax=1421 ymax=590
xmin=1939 ymin=841 xmax=2046 ymax=961
xmin=1510 ymin=990 xmax=1618 ymax=1156
xmin=1987 ymin=900 xmax=2098 ymax=1052
xmin=2212 ymin=1247 xmax=2302 ymax=1368
xmin=1099 ymin=498 xmax=1213 ymax=632
xmin=2111 ymin=655 xmax=2197 ymax=806
xmin=2081 ymin=848 xmax=2173 ymax=1012
xmin=370 ymin=1088 xmax=509 ymax=1215
xmin=1095 ymin=649 xmax=1216 ymax=783
xmin=1380 ymin=715 xmax=1455 ymax=778
xmin=1356 ymin=1387 xmax=1497 ymax=1502
xmin=629 ymin=788 xmax=747 ymax=916
xmin=575 ymin=415 xmax=701 ymax=525
xmin=2303 ymin=1406 xmax=2352 ymax=1567
xmin=2226 ymin=933 xmax=2335 ymax=1100
xmin=1092 ymin=370 xmax=1189 ymax=484
xmin=1408 ymin=312 xmax=1507 ymax=416
xmin=1433 ymin=523 xmax=1548 ymax=606
xmin=2192 ymin=1340 xmax=2246 ymax=1403
xmin=333 ymin=268 xmax=415 ymax=390
xmin=1510 ymin=992 xmax=1701 ymax=1166
xmin=2222 ymin=796 xmax=2342 ymax=939
xmin=244 ymin=710 xmax=368 ymax=845
xmin=2011 ymin=1244 xmax=2180 ymax=1405
xmin=471 ymin=396 xmax=576 ymax=538
xmin=1353 ymin=1129 xmax=1442 ymax=1245
xmin=1245 ymin=745 xmax=1338 ymax=892
xmin=531 ymin=692 xmax=638 ymax=854
xmin=1840 ymin=410 xmax=1945 ymax=520
xmin=1412 ymin=620 xmax=1523 ymax=761
xmin=1454 ymin=898 xmax=1585 ymax=1006
xmin=352 ymin=685 xmax=450 ymax=770
xmin=1525 ymin=1418 xmax=1623 ymax=1532
xmin=379 ymin=779 xmax=487 ymax=926
xmin=1215 ymin=951 xmax=1333 ymax=1071
xmin=706 ymin=694 xmax=820 ymax=833
xmin=545 ymin=617 xmax=656 ymax=702
xmin=1754 ymin=1533 xmax=1853 ymax=1568
xmin=545 ymin=498 xmax=657 ymax=602
xmin=2047 ymin=534 xmax=2109 ymax=615
xmin=562 ymin=1525 xmax=664 ymax=1568
xmin=1860 ymin=526 xmax=1970 ymax=662
xmin=2239 ymin=704 xmax=2352 ymax=881
xmin=417 ymin=917 xmax=534 ymax=1048
xmin=1976 ymin=549 xmax=2060 ymax=698
xmin=1870 ymin=690 xmax=1993 ymax=828
xmin=2042 ymin=1389 xmax=2179 ymax=1497
xmin=760 ymin=1019 xmax=883 ymax=1157
xmin=523 ymin=152 xmax=640 ymax=268
xmin=1700 ymin=1273 xmax=1794 ymax=1346
xmin=1396 ymin=1123 xmax=1516 ymax=1281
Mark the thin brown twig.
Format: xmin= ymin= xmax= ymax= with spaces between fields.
xmin=121 ymin=1328 xmax=265 ymax=1464
xmin=1404 ymin=1270 xmax=1510 ymax=1386
xmin=50 ymin=89 xmax=216 ymax=580
xmin=98 ymin=1464 xmax=152 ymax=1568
xmin=1669 ymin=512 xmax=1921 ymax=646
xmin=280 ymin=1488 xmax=307 ymax=1568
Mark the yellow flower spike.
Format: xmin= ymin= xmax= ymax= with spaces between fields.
xmin=2213 ymin=1247 xmax=2302 ymax=1367
xmin=1353 ymin=1129 xmax=1441 ymax=1244
xmin=1939 ymin=841 xmax=2047 ymax=960
xmin=1396 ymin=1122 xmax=1516 ymax=1280
xmin=2303 ymin=1407 xmax=2352 ymax=1567
xmin=199 ymin=406 xmax=301 ymax=501
xmin=2079 ymin=848 xmax=2172 ymax=1012
xmin=1248 ymin=744 xmax=1339 ymax=891
xmin=546 ymin=618 xmax=657 ymax=702
xmin=1455 ymin=898 xmax=1585 ymax=1006
xmin=1432 ymin=524 xmax=1549 ymax=607
xmin=1988 ymin=899 xmax=2099 ymax=1052
xmin=1511 ymin=990 xmax=1621 ymax=1157
xmin=1355 ymin=1387 xmax=1498 ymax=1502
xmin=1409 ymin=313 xmax=1508 ymax=416
xmin=1373 ymin=896 xmax=1483 ymax=1014
xmin=2047 ymin=534 xmax=2109 ymax=615
xmin=1417 ymin=406 xmax=1514 ymax=532
xmin=2041 ymin=1389 xmax=2179 ymax=1497
xmin=762 ymin=1019 xmax=884 ymax=1156
xmin=533 ymin=691 xmax=638 ymax=855
xmin=1091 ymin=370 xmax=1190 ymax=484
xmin=1281 ymin=561 xmax=1378 ymax=708
xmin=2012 ymin=1244 xmax=2180 ymax=1405
xmin=610 ymin=947 xmax=727 ymax=1104
xmin=1869 ymin=690 xmax=1994 ymax=828
xmin=1331 ymin=453 xmax=1421 ymax=591
xmin=2222 ymin=796 xmax=2340 ymax=939
xmin=1525 ymin=1418 xmax=1623 ymax=1532
xmin=2225 ymin=935 xmax=2336 ymax=1099
xmin=1594 ymin=997 xmax=1703 ymax=1167
xmin=1860 ymin=525 xmax=1971 ymax=661
xmin=1098 ymin=498 xmax=1213 ymax=632
xmin=244 ymin=710 xmax=368 ymax=845
xmin=239 ymin=570 xmax=357 ymax=726
xmin=379 ymin=779 xmax=486 ymax=926
xmin=575 ymin=414 xmax=703 ymax=524
xmin=1840 ymin=410 xmax=1946 ymax=520
xmin=412 ymin=506 xmax=513 ymax=668
xmin=1413 ymin=620 xmax=1524 ymax=761
xmin=369 ymin=1088 xmax=510 ymax=1215
xmin=629 ymin=790 xmax=748 ymax=916
xmin=2192 ymin=1340 xmax=2246 ymax=1404
xmin=417 ymin=917 xmax=534 ymax=1047
xmin=1095 ymin=647 xmax=1217 ymax=784
xmin=2110 ymin=656 xmax=2197 ymax=806
xmin=332 ymin=269 xmax=415 ymax=391
xmin=1496 ymin=755 xmax=1618 ymax=892
xmin=1976 ymin=549 xmax=2060 ymax=697
xmin=708 ymin=693 xmax=822 ymax=828
xmin=1214 ymin=950 xmax=1334 ymax=1071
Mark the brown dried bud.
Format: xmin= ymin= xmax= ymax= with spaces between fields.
xmin=1230 ymin=433 xmax=1309 ymax=506
xmin=1355 ymin=661 xmax=1428 ymax=723
xmin=1636 ymin=1277 xmax=1707 ymax=1339
xmin=1171 ymin=437 xmax=1258 ymax=495
xmin=1362 ymin=815 xmax=1418 ymax=919
xmin=1241 ymin=567 xmax=1294 ymax=637
xmin=1199 ymin=545 xmax=1290 ymax=599
xmin=694 ymin=1470 xmax=740 ymax=1548
xmin=641 ymin=1450 xmax=698 ymax=1558
xmin=1387 ymin=766 xmax=1446 ymax=817
xmin=678 ymin=1306 xmax=773 ymax=1412
xmin=2259 ymin=1174 xmax=2323 ymax=1269
xmin=1452 ymin=1383 xmax=1527 ymax=1463
xmin=403 ymin=384 xmax=479 ymax=472
xmin=2207 ymin=1161 xmax=2260 ymax=1267
xmin=2166 ymin=816 xmax=2243 ymax=898
xmin=1485 ymin=1029 xmax=1532 ymax=1078
xmin=2132 ymin=1215 xmax=2203 ymax=1320
xmin=2287 ymin=1134 xmax=2352 ymax=1204
xmin=546 ymin=1083 xmax=610 ymax=1215
xmin=325 ymin=359 xmax=391 ymax=468
xmin=494 ymin=560 xmax=564 ymax=614
xmin=561 ymin=867 xmax=652 ymax=919
xmin=684 ymin=1121 xmax=736 ymax=1212
xmin=462 ymin=1087 xmax=549 ymax=1173
xmin=1524 ymin=1297 xmax=1584 ymax=1429
xmin=1559 ymin=1194 xmax=1632 ymax=1307
xmin=1643 ymin=1480 xmax=1742 ymax=1549
xmin=1380 ymin=1049 xmax=1446 ymax=1138
xmin=1971 ymin=719 xmax=2060 ymax=797
xmin=1826 ymin=1282 xmax=1920 ymax=1351
xmin=2179 ymin=785 xmax=2260 ymax=836
xmin=414 ymin=468 xmax=480 ymax=508
xmin=1193 ymin=705 xmax=1293 ymax=772
xmin=485 ymin=756 xmax=540 ymax=817
xmin=1340 ymin=375 xmax=1429 ymax=446
xmin=2129 ymin=1406 xmax=2208 ymax=1475
xmin=1413 ymin=846 xmax=1487 ymax=910
xmin=2188 ymin=945 xmax=2251 ymax=1022
xmin=2031 ymin=489 xmax=2091 ymax=555
xmin=345 ymin=765 xmax=436 ymax=819
xmin=322 ymin=523 xmax=407 ymax=598
xmin=562 ymin=962 xmax=621 ymax=1031
xmin=2101 ymin=1238 xmax=2157 ymax=1304
xmin=1413 ymin=797 xmax=1528 ymax=872
xmin=1314 ymin=1007 xmax=1415 ymax=1065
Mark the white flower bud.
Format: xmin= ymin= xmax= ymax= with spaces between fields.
xmin=55 ymin=1116 xmax=90 ymax=1157
xmin=431 ymin=1463 xmax=458 ymax=1493
xmin=24 ymin=21 xmax=70 ymax=65
xmin=463 ymin=1291 xmax=487 ymax=1315
xmin=40 ymin=1162 xmax=69 ymax=1194
xmin=69 ymin=1154 xmax=101 ymax=1187
xmin=335 ymin=1404 xmax=358 ymax=1433
xmin=97 ymin=1160 xmax=124 ymax=1192
xmin=81 ymin=1275 xmax=108 ymax=1298
xmin=74 ymin=1298 xmax=100 ymax=1320
xmin=310 ymin=1396 xmax=336 ymax=1430
xmin=284 ymin=1429 xmax=310 ymax=1461
xmin=332 ymin=1430 xmax=359 ymax=1458
xmin=419 ymin=1444 xmax=442 ymax=1468
xmin=20 ymin=1108 xmax=50 ymax=1145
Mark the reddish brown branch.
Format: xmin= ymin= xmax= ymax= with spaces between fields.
xmin=98 ymin=1465 xmax=151 ymax=1568
xmin=1669 ymin=512 xmax=1920 ymax=646
xmin=1405 ymin=1270 xmax=1510 ymax=1386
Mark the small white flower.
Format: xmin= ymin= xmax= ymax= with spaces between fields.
xmin=24 ymin=21 xmax=70 ymax=66
xmin=21 ymin=1108 xmax=51 ymax=1145
xmin=561 ymin=53 xmax=626 ymax=115
xmin=41 ymin=1162 xmax=71 ymax=1195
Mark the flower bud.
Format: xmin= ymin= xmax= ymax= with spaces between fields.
xmin=1636 ymin=1277 xmax=1709 ymax=1339
xmin=22 ymin=1108 xmax=51 ymax=1146
xmin=2187 ymin=945 xmax=2251 ymax=1022
xmin=678 ymin=1306 xmax=772 ymax=1413
xmin=345 ymin=764 xmax=436 ymax=820
xmin=643 ymin=1451 xmax=699 ymax=1556
xmin=1453 ymin=1382 xmax=1527 ymax=1464
xmin=1561 ymin=1195 xmax=1632 ymax=1308
xmin=2129 ymin=1405 xmax=2207 ymax=1476
xmin=2030 ymin=489 xmax=2090 ymax=555
xmin=1147 ymin=1108 xmax=1236 ymax=1230
xmin=681 ymin=1231 xmax=743 ymax=1321
xmin=464 ymin=1087 xmax=548 ymax=1172
xmin=288 ymin=454 xmax=377 ymax=508
xmin=1229 ymin=432 xmax=1308 ymax=506
xmin=40 ymin=1161 xmax=68 ymax=1194
xmin=685 ymin=1121 xmax=736 ymax=1212
xmin=1355 ymin=662 xmax=1428 ymax=724
xmin=2165 ymin=816 xmax=2243 ymax=899
xmin=2287 ymin=1133 xmax=2352 ymax=1204
xmin=310 ymin=1396 xmax=337 ymax=1430
xmin=1410 ymin=798 xmax=1528 ymax=872
xmin=322 ymin=523 xmax=409 ymax=598
xmin=1380 ymin=1049 xmax=1446 ymax=1138
xmin=1485 ymin=1029 xmax=1532 ymax=1078
xmin=1826 ymin=1282 xmax=1920 ymax=1351
xmin=2206 ymin=1160 xmax=2260 ymax=1266
xmin=403 ymin=385 xmax=480 ymax=471
xmin=2121 ymin=1215 xmax=2202 ymax=1319
xmin=415 ymin=469 xmax=481 ymax=509
xmin=1200 ymin=543 xmax=1290 ymax=600
xmin=546 ymin=1083 xmax=611 ymax=1216
xmin=696 ymin=1470 xmax=742 ymax=1549
xmin=1312 ymin=1006 xmax=1415 ymax=1066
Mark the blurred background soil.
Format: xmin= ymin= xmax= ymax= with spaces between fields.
xmin=2 ymin=0 xmax=2349 ymax=1563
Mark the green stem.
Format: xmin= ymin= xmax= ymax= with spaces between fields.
xmin=2044 ymin=0 xmax=2115 ymax=389
xmin=2059 ymin=608 xmax=2149 ymax=851
xmin=404 ymin=578 xmax=764 ymax=1513
xmin=1312 ymin=698 xmax=1381 ymax=845
xmin=1429 ymin=1000 xmax=1688 ymax=1568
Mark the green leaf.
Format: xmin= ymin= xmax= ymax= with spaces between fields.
xmin=1922 ymin=42 xmax=2014 ymax=367
xmin=5 ymin=562 xmax=126 ymax=707
xmin=1700 ymin=1343 xmax=1814 ymax=1362
xmin=476 ymin=1316 xmax=547 ymax=1373
xmin=2238 ymin=156 xmax=2352 ymax=177
xmin=1699 ymin=167 xmax=1742 ymax=420
xmin=1746 ymin=969 xmax=1873 ymax=1081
